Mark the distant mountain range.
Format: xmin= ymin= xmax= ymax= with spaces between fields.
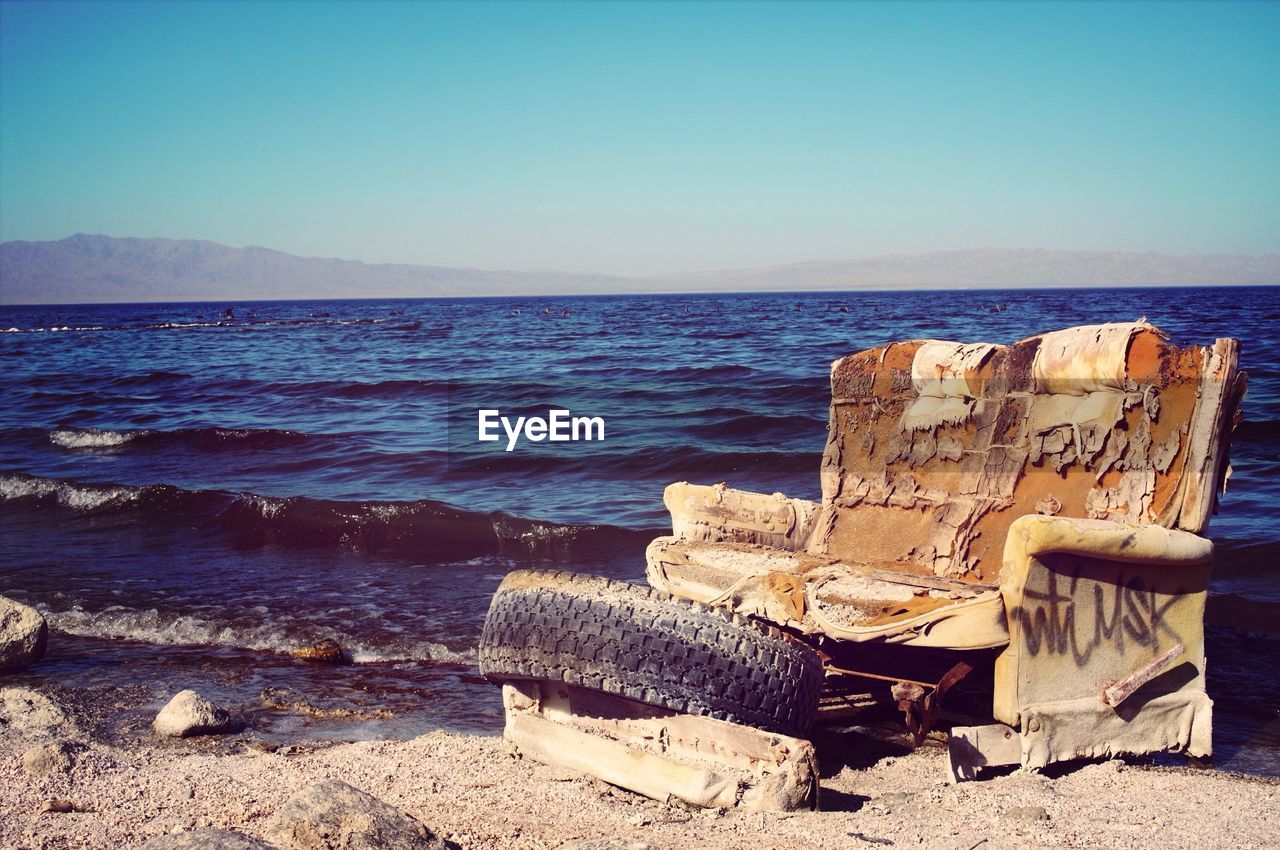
xmin=1 ymin=234 xmax=1278 ymax=303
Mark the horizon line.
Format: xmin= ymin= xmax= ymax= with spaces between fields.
xmin=5 ymin=232 xmax=1280 ymax=282
xmin=6 ymin=282 xmax=1279 ymax=310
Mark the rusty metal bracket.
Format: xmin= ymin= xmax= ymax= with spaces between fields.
xmin=822 ymin=659 xmax=975 ymax=744
xmin=893 ymin=661 xmax=974 ymax=746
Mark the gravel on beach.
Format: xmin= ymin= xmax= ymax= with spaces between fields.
xmin=4 ymin=726 xmax=1277 ymax=850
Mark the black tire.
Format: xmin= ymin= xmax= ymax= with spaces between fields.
xmin=478 ymin=570 xmax=823 ymax=738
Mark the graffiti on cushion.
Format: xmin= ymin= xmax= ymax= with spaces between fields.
xmin=1012 ymin=569 xmax=1185 ymax=665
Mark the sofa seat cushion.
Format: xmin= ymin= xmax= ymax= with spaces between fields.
xmin=645 ymin=536 xmax=1008 ymax=650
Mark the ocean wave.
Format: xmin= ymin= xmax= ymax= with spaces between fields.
xmin=1 ymin=315 xmax=423 ymax=335
xmin=1206 ymin=594 xmax=1280 ymax=636
xmin=444 ymin=444 xmax=817 ymax=478
xmin=47 ymin=426 xmax=318 ymax=452
xmin=3 ymin=325 xmax=108 ymax=333
xmin=681 ymin=412 xmax=827 ymax=438
xmin=42 ymin=604 xmax=474 ymax=665
xmin=0 ymin=472 xmax=651 ymax=559
xmin=1212 ymin=538 xmax=1280 ymax=579
xmin=107 ymin=370 xmax=194 ymax=388
xmin=1235 ymin=418 xmax=1280 ymax=442
xmin=0 ymin=473 xmax=149 ymax=510
xmin=206 ymin=376 xmax=453 ymax=401
xmin=50 ymin=428 xmax=147 ymax=449
xmin=12 ymin=367 xmax=825 ymax=411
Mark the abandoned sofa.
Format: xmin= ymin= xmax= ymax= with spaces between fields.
xmin=479 ymin=321 xmax=1245 ymax=805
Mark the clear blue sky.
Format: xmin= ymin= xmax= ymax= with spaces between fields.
xmin=1 ymin=1 xmax=1277 ymax=275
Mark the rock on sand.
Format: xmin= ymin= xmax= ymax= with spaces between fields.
xmin=0 ymin=687 xmax=71 ymax=739
xmin=154 ymin=690 xmax=235 ymax=738
xmin=0 ymin=595 xmax=48 ymax=671
xmin=265 ymin=779 xmax=454 ymax=850
xmin=138 ymin=830 xmax=275 ymax=849
xmin=22 ymin=740 xmax=75 ymax=777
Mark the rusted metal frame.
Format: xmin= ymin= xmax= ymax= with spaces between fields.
xmin=821 ymin=659 xmax=975 ymax=746
xmin=823 ymin=663 xmax=936 ymax=690
xmin=891 ymin=661 xmax=974 ymax=746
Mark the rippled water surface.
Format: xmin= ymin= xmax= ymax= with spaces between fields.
xmin=1 ymin=288 xmax=1276 ymax=774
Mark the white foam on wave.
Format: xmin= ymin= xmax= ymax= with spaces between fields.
xmin=238 ymin=493 xmax=286 ymax=518
xmin=151 ymin=321 xmax=227 ymax=330
xmin=42 ymin=604 xmax=475 ymax=665
xmin=0 ymin=474 xmax=140 ymax=510
xmin=0 ymin=475 xmax=57 ymax=501
xmin=368 ymin=504 xmax=406 ymax=521
xmin=348 ymin=643 xmax=474 ymax=665
xmin=48 ymin=605 xmax=283 ymax=651
xmin=59 ymin=484 xmax=139 ymax=510
xmin=6 ymin=325 xmax=106 ymax=333
xmin=50 ymin=428 xmax=145 ymax=449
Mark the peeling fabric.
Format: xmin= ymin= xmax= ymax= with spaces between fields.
xmin=817 ymin=323 xmax=1243 ymax=580
xmin=912 ymin=341 xmax=997 ymax=398
xmin=1032 ymin=321 xmax=1154 ymax=395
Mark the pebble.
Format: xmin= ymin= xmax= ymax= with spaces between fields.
xmin=1005 ymin=805 xmax=1050 ymax=822
xmin=874 ymin=791 xmax=912 ymax=812
xmin=39 ymin=798 xmax=90 ymax=814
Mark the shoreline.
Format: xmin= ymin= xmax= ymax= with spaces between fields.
xmin=4 ymin=685 xmax=1277 ymax=850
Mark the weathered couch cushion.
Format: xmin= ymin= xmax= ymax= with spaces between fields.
xmin=813 ymin=322 xmax=1243 ymax=583
xmin=662 ymin=482 xmax=821 ymax=552
xmin=645 ymin=535 xmax=1007 ymax=649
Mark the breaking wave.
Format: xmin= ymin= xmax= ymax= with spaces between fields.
xmin=47 ymin=426 xmax=318 ymax=451
xmin=0 ymin=472 xmax=652 ymax=559
xmin=42 ymin=604 xmax=474 ymax=665
xmin=0 ymin=473 xmax=160 ymax=511
xmin=50 ymin=428 xmax=145 ymax=449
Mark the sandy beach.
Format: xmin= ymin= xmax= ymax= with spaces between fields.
xmin=3 ymin=685 xmax=1276 ymax=850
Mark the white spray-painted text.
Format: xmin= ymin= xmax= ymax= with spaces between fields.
xmin=477 ymin=409 xmax=605 ymax=451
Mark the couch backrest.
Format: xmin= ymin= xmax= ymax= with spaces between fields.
xmin=808 ymin=322 xmax=1245 ymax=583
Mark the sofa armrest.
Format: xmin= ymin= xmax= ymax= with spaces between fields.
xmin=994 ymin=515 xmax=1213 ymax=734
xmin=1002 ymin=514 xmax=1213 ymax=574
xmin=663 ymin=482 xmax=821 ymax=552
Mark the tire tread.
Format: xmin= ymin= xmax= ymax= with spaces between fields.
xmin=477 ymin=570 xmax=822 ymax=737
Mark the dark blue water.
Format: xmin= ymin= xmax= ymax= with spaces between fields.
xmin=1 ymin=288 xmax=1276 ymax=773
